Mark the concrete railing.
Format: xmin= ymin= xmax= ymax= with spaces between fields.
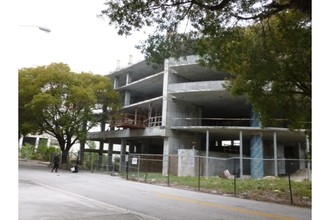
xmin=172 ymin=118 xmax=251 ymax=127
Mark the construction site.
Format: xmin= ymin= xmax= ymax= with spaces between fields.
xmin=87 ymin=55 xmax=310 ymax=179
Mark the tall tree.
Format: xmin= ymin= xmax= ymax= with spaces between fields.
xmin=197 ymin=11 xmax=311 ymax=131
xmin=19 ymin=63 xmax=120 ymax=163
xmin=100 ymin=0 xmax=311 ymax=132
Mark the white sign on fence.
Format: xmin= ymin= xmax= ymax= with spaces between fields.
xmin=132 ymin=157 xmax=138 ymax=165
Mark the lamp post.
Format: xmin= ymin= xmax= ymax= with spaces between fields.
xmin=18 ymin=25 xmax=51 ymax=33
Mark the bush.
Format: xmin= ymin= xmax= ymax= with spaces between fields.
xmin=19 ymin=143 xmax=60 ymax=161
xmin=35 ymin=144 xmax=61 ymax=161
xmin=19 ymin=144 xmax=35 ymax=159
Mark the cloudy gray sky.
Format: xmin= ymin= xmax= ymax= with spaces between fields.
xmin=16 ymin=0 xmax=147 ymax=75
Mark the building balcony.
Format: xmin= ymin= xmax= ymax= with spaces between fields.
xmin=113 ymin=113 xmax=162 ymax=129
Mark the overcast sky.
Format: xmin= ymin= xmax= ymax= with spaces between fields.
xmin=16 ymin=0 xmax=148 ymax=75
xmin=1 ymin=0 xmax=151 ymax=183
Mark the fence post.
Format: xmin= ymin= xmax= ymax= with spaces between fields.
xmin=234 ymin=158 xmax=237 ymax=197
xmin=288 ymin=161 xmax=294 ymax=205
xmin=167 ymin=155 xmax=170 ymax=187
xmin=137 ymin=156 xmax=140 ymax=180
xmin=144 ymin=159 xmax=148 ymax=183
xmin=90 ymin=154 xmax=93 ymax=172
xmin=198 ymin=156 xmax=201 ymax=191
xmin=126 ymin=159 xmax=129 ymax=180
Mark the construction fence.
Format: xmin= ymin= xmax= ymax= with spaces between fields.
xmin=80 ymin=153 xmax=311 ymax=179
xmin=84 ymin=153 xmax=311 ymax=205
xmin=45 ymin=152 xmax=311 ymax=206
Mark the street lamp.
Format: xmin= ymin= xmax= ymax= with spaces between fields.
xmin=18 ymin=25 xmax=51 ymax=33
xmin=37 ymin=26 xmax=51 ymax=33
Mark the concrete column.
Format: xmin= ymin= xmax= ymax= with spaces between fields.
xmin=120 ymin=139 xmax=126 ymax=172
xmin=205 ymin=129 xmax=209 ymax=177
xmin=161 ymin=59 xmax=169 ymax=127
xmin=148 ymin=103 xmax=152 ymax=126
xmin=19 ymin=137 xmax=24 ymax=147
xmin=113 ymin=76 xmax=119 ymax=89
xmin=250 ymin=111 xmax=264 ymax=179
xmin=124 ymin=91 xmax=130 ymax=106
xmin=107 ymin=141 xmax=113 ymax=172
xmin=98 ymin=140 xmax=104 ymax=169
xmin=126 ymin=72 xmax=131 ymax=85
xmin=298 ymin=142 xmax=305 ymax=169
xmin=162 ymin=138 xmax=170 ymax=175
xmin=36 ymin=137 xmax=40 ymax=148
xmin=273 ymin=132 xmax=278 ymax=177
xmin=128 ymin=55 xmax=133 ymax=65
xmin=239 ymin=130 xmax=243 ymax=178
xmin=306 ymin=135 xmax=310 ymax=154
xmin=250 ymin=111 xmax=261 ymax=127
xmin=250 ymin=135 xmax=264 ymax=178
xmin=134 ymin=109 xmax=138 ymax=125
xmin=306 ymin=134 xmax=311 ymax=179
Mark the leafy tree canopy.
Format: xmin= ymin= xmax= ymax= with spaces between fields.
xmin=100 ymin=0 xmax=311 ymax=37
xmin=197 ymin=11 xmax=311 ymax=131
xmin=100 ymin=0 xmax=311 ymax=132
xmin=19 ymin=63 xmax=121 ymax=162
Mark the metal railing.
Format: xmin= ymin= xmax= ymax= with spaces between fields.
xmin=111 ymin=114 xmax=163 ymax=128
xmin=172 ymin=117 xmax=290 ymax=128
xmin=114 ymin=113 xmax=148 ymax=128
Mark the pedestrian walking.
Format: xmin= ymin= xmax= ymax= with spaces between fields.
xmin=51 ymin=154 xmax=60 ymax=172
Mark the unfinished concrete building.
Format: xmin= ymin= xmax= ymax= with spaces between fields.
xmin=87 ymin=55 xmax=310 ymax=178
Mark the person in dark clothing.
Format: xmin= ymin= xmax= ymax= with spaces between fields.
xmin=71 ymin=160 xmax=79 ymax=173
xmin=51 ymin=154 xmax=60 ymax=172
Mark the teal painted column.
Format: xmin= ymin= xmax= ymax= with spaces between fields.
xmin=250 ymin=135 xmax=264 ymax=178
xmin=250 ymin=112 xmax=264 ymax=179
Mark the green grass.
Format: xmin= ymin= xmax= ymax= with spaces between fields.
xmin=122 ymin=172 xmax=311 ymax=207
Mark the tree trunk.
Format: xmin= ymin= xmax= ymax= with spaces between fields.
xmin=79 ymin=120 xmax=87 ymax=165
xmin=57 ymin=140 xmax=67 ymax=164
xmin=79 ymin=142 xmax=85 ymax=165
xmin=61 ymin=150 xmax=69 ymax=164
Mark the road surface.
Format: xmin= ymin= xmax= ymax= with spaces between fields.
xmin=19 ymin=160 xmax=311 ymax=220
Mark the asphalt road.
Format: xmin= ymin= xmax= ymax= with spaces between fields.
xmin=19 ymin=160 xmax=311 ymax=220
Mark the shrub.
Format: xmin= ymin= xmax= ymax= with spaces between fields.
xmin=35 ymin=144 xmax=60 ymax=161
xmin=19 ymin=144 xmax=35 ymax=159
xmin=19 ymin=143 xmax=60 ymax=161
